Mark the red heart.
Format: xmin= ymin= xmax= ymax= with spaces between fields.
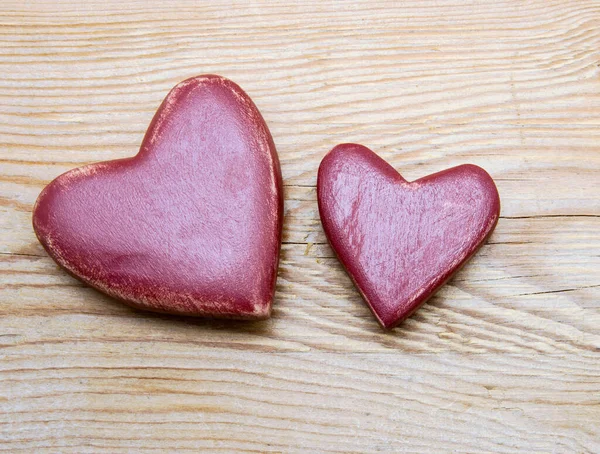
xmin=33 ymin=75 xmax=283 ymax=319
xmin=318 ymin=144 xmax=500 ymax=329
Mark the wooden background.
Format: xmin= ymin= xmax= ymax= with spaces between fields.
xmin=1 ymin=0 xmax=599 ymax=452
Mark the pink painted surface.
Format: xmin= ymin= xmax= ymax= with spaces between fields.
xmin=318 ymin=144 xmax=500 ymax=329
xmin=33 ymin=75 xmax=283 ymax=319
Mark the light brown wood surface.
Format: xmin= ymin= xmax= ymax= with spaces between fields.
xmin=1 ymin=0 xmax=599 ymax=452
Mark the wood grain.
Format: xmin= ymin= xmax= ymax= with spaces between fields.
xmin=1 ymin=0 xmax=599 ymax=452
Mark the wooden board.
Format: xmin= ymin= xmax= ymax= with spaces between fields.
xmin=1 ymin=0 xmax=599 ymax=452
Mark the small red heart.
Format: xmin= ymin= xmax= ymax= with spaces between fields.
xmin=318 ymin=144 xmax=500 ymax=329
xmin=33 ymin=75 xmax=283 ymax=319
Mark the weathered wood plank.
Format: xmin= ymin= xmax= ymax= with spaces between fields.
xmin=1 ymin=0 xmax=599 ymax=452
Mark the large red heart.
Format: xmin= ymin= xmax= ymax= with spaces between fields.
xmin=317 ymin=144 xmax=500 ymax=329
xmin=33 ymin=75 xmax=283 ymax=319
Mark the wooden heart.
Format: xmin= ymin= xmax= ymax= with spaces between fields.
xmin=33 ymin=75 xmax=283 ymax=319
xmin=317 ymin=144 xmax=500 ymax=329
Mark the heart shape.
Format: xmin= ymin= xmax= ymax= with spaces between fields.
xmin=317 ymin=144 xmax=500 ymax=329
xmin=33 ymin=75 xmax=283 ymax=319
